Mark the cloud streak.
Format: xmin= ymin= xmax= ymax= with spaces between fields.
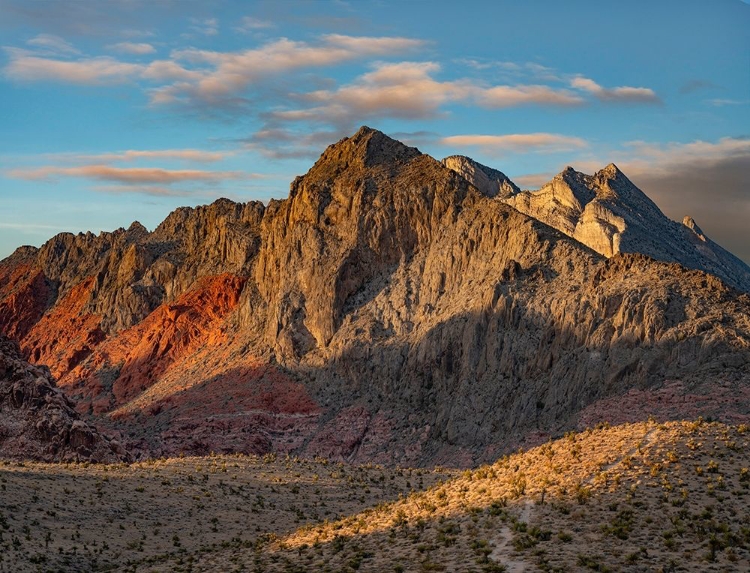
xmin=107 ymin=42 xmax=156 ymax=55
xmin=571 ymin=76 xmax=660 ymax=103
xmin=4 ymin=53 xmax=143 ymax=84
xmin=476 ymin=85 xmax=583 ymax=108
xmin=441 ymin=133 xmax=588 ymax=154
xmin=44 ymin=149 xmax=232 ymax=163
xmin=26 ymin=34 xmax=80 ymax=55
xmin=7 ymin=165 xmax=247 ymax=184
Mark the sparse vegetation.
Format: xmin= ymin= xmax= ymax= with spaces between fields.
xmin=2 ymin=420 xmax=749 ymax=572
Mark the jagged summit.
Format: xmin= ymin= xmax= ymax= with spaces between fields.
xmin=304 ymin=126 xmax=422 ymax=182
xmin=596 ymin=162 xmax=624 ymax=178
xmin=441 ymin=155 xmax=520 ymax=198
xmin=683 ymin=215 xmax=705 ymax=239
xmin=506 ymin=164 xmax=750 ymax=291
xmin=442 ymin=154 xmax=750 ymax=292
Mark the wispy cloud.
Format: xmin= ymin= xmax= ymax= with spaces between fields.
xmin=476 ymin=85 xmax=583 ymax=108
xmin=708 ymin=98 xmax=750 ymax=107
xmin=189 ymin=17 xmax=219 ymax=36
xmin=7 ymin=165 xmax=248 ymax=184
xmin=234 ymin=16 xmax=275 ymax=32
xmin=679 ymin=79 xmax=718 ymax=94
xmin=240 ymin=128 xmax=342 ymax=159
xmin=571 ymin=76 xmax=660 ymax=103
xmin=107 ymin=42 xmax=156 ymax=55
xmin=0 ymin=222 xmax=67 ymax=231
xmin=40 ymin=149 xmax=232 ymax=163
xmin=91 ymin=184 xmax=226 ymax=197
xmin=441 ymin=133 xmax=588 ymax=154
xmin=4 ymin=53 xmax=143 ymax=84
xmin=26 ymin=34 xmax=80 ymax=55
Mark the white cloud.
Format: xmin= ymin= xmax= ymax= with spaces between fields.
xmin=476 ymin=85 xmax=583 ymax=108
xmin=26 ymin=34 xmax=80 ymax=55
xmin=273 ymin=62 xmax=473 ymax=125
xmin=39 ymin=149 xmax=231 ymax=163
xmin=441 ymin=133 xmax=588 ymax=154
xmin=107 ymin=42 xmax=156 ymax=55
xmin=7 ymin=165 xmax=248 ymax=184
xmin=4 ymin=53 xmax=143 ymax=84
xmin=571 ymin=76 xmax=660 ymax=103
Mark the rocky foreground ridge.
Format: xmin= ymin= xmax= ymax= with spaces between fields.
xmin=0 ymin=335 xmax=128 ymax=462
xmin=1 ymin=127 xmax=749 ymax=465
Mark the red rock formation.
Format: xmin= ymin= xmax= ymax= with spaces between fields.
xmin=21 ymin=277 xmax=104 ymax=379
xmin=62 ymin=273 xmax=246 ymax=414
xmin=0 ymin=262 xmax=49 ymax=341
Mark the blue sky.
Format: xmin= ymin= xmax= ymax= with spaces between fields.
xmin=1 ymin=0 xmax=749 ymax=261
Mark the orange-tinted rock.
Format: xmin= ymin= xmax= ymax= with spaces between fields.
xmin=21 ymin=277 xmax=104 ymax=379
xmin=0 ymin=263 xmax=49 ymax=341
xmin=62 ymin=274 xmax=246 ymax=413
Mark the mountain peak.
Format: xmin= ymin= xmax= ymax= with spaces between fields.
xmin=683 ymin=215 xmax=706 ymax=240
xmin=441 ymin=155 xmax=520 ymax=198
xmin=306 ymin=127 xmax=422 ymax=181
xmin=599 ymin=162 xmax=622 ymax=177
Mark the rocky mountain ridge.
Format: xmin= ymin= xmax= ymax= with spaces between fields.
xmin=1 ymin=126 xmax=749 ymax=465
xmin=443 ymin=155 xmax=750 ymax=293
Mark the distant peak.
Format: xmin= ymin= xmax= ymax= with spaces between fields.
xmin=597 ymin=163 xmax=623 ymax=178
xmin=127 ymin=221 xmax=148 ymax=234
xmin=441 ymin=155 xmax=520 ymax=198
xmin=353 ymin=125 xmax=379 ymax=137
xmin=555 ymin=166 xmax=589 ymax=185
xmin=683 ymin=216 xmax=706 ymax=240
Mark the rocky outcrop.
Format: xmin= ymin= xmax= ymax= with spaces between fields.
xmin=441 ymin=155 xmax=520 ymax=198
xmin=0 ymin=335 xmax=128 ymax=462
xmin=1 ymin=127 xmax=749 ymax=466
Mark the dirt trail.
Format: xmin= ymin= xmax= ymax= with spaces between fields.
xmin=489 ymin=499 xmax=533 ymax=572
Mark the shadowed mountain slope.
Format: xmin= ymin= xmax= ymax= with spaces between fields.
xmin=0 ymin=335 xmax=128 ymax=462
